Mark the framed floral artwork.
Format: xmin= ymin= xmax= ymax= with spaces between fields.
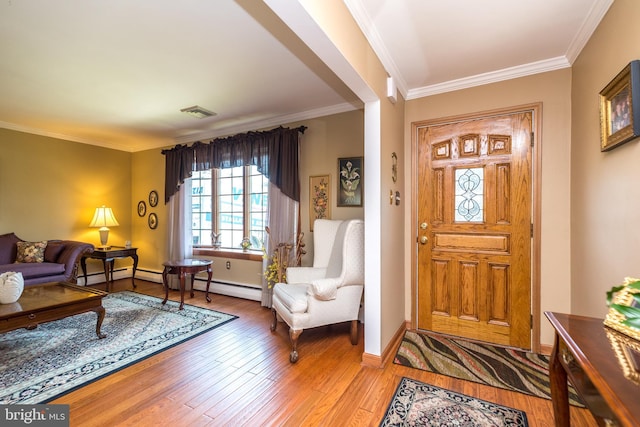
xmin=600 ymin=60 xmax=640 ymax=151
xmin=309 ymin=175 xmax=330 ymax=231
xmin=337 ymin=157 xmax=363 ymax=207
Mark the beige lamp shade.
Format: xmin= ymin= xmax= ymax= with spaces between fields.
xmin=89 ymin=205 xmax=119 ymax=248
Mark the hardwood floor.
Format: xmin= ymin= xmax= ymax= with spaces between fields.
xmin=53 ymin=279 xmax=597 ymax=426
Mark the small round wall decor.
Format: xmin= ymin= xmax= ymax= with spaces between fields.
xmin=149 ymin=190 xmax=159 ymax=207
xmin=148 ymin=213 xmax=158 ymax=230
xmin=137 ymin=201 xmax=146 ymax=217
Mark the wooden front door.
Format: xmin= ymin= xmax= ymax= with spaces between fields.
xmin=416 ymin=110 xmax=533 ymax=349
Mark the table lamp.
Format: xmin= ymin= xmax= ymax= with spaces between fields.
xmin=89 ymin=205 xmax=119 ymax=249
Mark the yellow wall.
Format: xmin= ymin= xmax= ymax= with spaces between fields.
xmin=0 ymin=111 xmax=364 ymax=285
xmin=571 ymin=0 xmax=640 ymax=317
xmin=405 ymin=69 xmax=573 ymax=346
xmin=0 ymin=128 xmax=132 ymax=277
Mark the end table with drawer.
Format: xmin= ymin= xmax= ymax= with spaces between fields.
xmin=81 ymin=246 xmax=138 ymax=292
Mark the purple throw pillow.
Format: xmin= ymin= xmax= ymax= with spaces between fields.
xmin=0 ymin=233 xmax=20 ymax=264
xmin=45 ymin=241 xmax=65 ymax=263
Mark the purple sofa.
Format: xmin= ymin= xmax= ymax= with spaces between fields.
xmin=0 ymin=232 xmax=94 ymax=286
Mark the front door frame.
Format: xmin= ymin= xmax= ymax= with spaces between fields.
xmin=410 ymin=103 xmax=542 ymax=352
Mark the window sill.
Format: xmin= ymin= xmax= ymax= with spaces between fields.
xmin=193 ymin=248 xmax=263 ymax=262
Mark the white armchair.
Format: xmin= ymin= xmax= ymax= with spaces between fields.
xmin=271 ymin=219 xmax=364 ymax=363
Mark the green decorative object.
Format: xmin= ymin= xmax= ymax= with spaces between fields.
xmin=605 ymin=277 xmax=640 ymax=340
xmin=240 ymin=237 xmax=251 ymax=251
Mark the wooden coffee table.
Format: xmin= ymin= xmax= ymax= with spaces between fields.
xmin=0 ymin=281 xmax=108 ymax=338
xmin=162 ymin=259 xmax=212 ymax=310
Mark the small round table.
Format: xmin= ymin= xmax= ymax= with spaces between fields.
xmin=161 ymin=259 xmax=212 ymax=310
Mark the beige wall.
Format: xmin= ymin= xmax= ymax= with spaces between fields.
xmin=0 ymin=128 xmax=132 ymax=276
xmin=571 ymin=0 xmax=640 ymax=317
xmin=294 ymin=110 xmax=365 ymax=265
xmin=405 ymin=70 xmax=573 ymax=346
xmin=297 ymin=0 xmax=408 ymax=358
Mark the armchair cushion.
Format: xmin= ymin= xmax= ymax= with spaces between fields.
xmin=275 ymin=283 xmax=309 ymax=314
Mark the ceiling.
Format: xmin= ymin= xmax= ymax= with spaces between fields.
xmin=0 ymin=0 xmax=613 ymax=152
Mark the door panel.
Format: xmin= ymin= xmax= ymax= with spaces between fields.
xmin=417 ymin=111 xmax=532 ymax=349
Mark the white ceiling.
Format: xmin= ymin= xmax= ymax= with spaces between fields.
xmin=0 ymin=0 xmax=612 ymax=152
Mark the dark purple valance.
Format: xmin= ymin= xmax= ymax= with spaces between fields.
xmin=162 ymin=126 xmax=306 ymax=204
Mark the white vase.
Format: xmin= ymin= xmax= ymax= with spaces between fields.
xmin=0 ymin=272 xmax=24 ymax=304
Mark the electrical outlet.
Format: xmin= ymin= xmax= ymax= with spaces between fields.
xmin=226 ymin=261 xmax=231 ymax=270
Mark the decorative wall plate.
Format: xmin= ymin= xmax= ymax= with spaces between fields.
xmin=149 ymin=190 xmax=159 ymax=207
xmin=137 ymin=201 xmax=146 ymax=217
xmin=148 ymin=213 xmax=158 ymax=230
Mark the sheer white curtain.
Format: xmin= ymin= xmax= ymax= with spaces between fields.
xmin=166 ymin=178 xmax=192 ymax=289
xmin=262 ymin=182 xmax=298 ymax=307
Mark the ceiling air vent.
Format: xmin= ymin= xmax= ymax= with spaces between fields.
xmin=180 ymin=105 xmax=217 ymax=119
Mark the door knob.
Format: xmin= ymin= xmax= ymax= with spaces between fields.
xmin=420 ymin=236 xmax=428 ymax=244
xmin=420 ymin=222 xmax=428 ymax=230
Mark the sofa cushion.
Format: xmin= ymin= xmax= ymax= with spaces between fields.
xmin=0 ymin=262 xmax=65 ymax=279
xmin=44 ymin=241 xmax=65 ymax=263
xmin=0 ymin=232 xmax=20 ymax=264
xmin=15 ymin=241 xmax=47 ymax=263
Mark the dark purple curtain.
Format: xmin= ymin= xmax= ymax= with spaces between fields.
xmin=162 ymin=126 xmax=305 ymax=204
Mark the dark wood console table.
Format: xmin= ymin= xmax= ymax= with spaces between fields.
xmin=545 ymin=311 xmax=640 ymax=427
xmin=81 ymin=246 xmax=138 ymax=292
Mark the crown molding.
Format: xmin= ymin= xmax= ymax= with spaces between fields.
xmin=406 ymin=56 xmax=571 ymax=99
xmin=565 ymin=0 xmax=613 ymax=64
xmin=0 ymin=101 xmax=361 ymax=152
xmin=343 ymin=0 xmax=408 ymax=98
xmin=0 ymin=121 xmax=138 ymax=152
xmin=174 ymin=101 xmax=360 ymax=145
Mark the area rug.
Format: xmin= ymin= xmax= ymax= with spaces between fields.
xmin=394 ymin=330 xmax=584 ymax=407
xmin=380 ymin=377 xmax=528 ymax=426
xmin=0 ymin=291 xmax=237 ymax=405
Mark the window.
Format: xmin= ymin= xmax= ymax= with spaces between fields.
xmin=191 ymin=165 xmax=268 ymax=250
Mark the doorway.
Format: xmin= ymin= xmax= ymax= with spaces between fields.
xmin=413 ymin=105 xmax=540 ymax=350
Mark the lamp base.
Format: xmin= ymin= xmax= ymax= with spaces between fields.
xmin=98 ymin=228 xmax=110 ymax=249
xmin=96 ymin=245 xmax=112 ymax=251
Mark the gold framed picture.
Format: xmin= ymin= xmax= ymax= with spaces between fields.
xmin=309 ymin=175 xmax=330 ymax=231
xmin=604 ymin=277 xmax=640 ymax=341
xmin=605 ymin=327 xmax=640 ymax=385
xmin=599 ymin=60 xmax=640 ymax=151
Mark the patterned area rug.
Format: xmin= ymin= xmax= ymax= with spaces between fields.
xmin=380 ymin=377 xmax=528 ymax=426
xmin=394 ymin=330 xmax=584 ymax=407
xmin=0 ymin=291 xmax=237 ymax=404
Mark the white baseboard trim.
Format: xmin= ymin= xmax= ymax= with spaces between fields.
xmin=81 ymin=268 xmax=262 ymax=302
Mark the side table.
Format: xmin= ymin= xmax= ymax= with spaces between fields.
xmin=162 ymin=259 xmax=212 ymax=310
xmin=81 ymin=246 xmax=138 ymax=292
